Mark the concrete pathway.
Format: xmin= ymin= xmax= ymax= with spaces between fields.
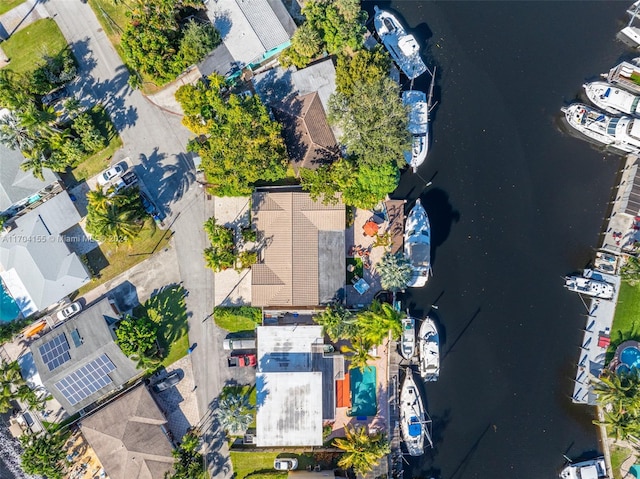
xmin=0 ymin=0 xmax=49 ymax=41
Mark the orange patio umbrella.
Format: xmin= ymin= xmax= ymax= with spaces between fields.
xmin=363 ymin=220 xmax=379 ymax=237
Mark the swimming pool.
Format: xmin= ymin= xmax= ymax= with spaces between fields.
xmin=620 ymin=346 xmax=640 ymax=371
xmin=348 ymin=366 xmax=377 ymax=417
xmin=0 ymin=285 xmax=20 ymax=323
xmin=630 ymin=464 xmax=640 ymax=479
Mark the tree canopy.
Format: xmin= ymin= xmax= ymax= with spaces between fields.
xmin=215 ymin=392 xmax=254 ymax=436
xmin=376 ymin=251 xmax=413 ymax=292
xmin=177 ymin=75 xmax=289 ymax=196
xmin=593 ymin=369 xmax=640 ymax=440
xmin=85 ymin=187 xmax=145 ymax=244
xmin=115 ymin=314 xmax=160 ymax=368
xmin=165 ymin=431 xmax=207 ymax=479
xmin=20 ymin=432 xmax=68 ymax=479
xmin=333 ymin=425 xmax=390 ymax=476
xmin=121 ymin=0 xmax=220 ymax=84
xmin=335 ymin=47 xmax=391 ymax=97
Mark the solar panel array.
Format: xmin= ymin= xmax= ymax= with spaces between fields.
xmin=38 ymin=334 xmax=70 ymax=371
xmin=54 ymin=354 xmax=116 ymax=406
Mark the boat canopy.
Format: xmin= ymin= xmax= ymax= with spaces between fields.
xmin=408 ymin=419 xmax=421 ymax=437
xmin=398 ymin=35 xmax=420 ymax=56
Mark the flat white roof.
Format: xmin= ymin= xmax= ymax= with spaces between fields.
xmin=257 ymin=325 xmax=324 ymax=372
xmin=255 ymin=371 xmax=323 ymax=447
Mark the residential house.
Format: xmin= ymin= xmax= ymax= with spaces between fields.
xmin=205 ymin=0 xmax=296 ymax=76
xmin=28 ymin=298 xmax=140 ymax=415
xmin=0 ymin=143 xmax=58 ymax=218
xmin=80 ymin=383 xmax=175 ymax=479
xmin=0 ymin=190 xmax=90 ymax=316
xmin=251 ymin=190 xmax=345 ymax=307
xmin=255 ymin=325 xmax=344 ymax=447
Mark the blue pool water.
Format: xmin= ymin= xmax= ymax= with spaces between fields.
xmin=620 ymin=347 xmax=640 ymax=371
xmin=349 ymin=366 xmax=377 ymax=417
xmin=630 ymin=465 xmax=640 ymax=479
xmin=0 ymin=287 xmax=19 ymax=323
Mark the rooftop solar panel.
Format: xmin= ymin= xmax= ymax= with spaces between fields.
xmin=38 ymin=334 xmax=71 ymax=371
xmin=54 ymin=354 xmax=116 ymax=406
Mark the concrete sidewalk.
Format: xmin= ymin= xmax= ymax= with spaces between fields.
xmin=0 ymin=0 xmax=49 ymax=41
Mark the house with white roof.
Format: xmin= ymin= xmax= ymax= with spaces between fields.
xmin=0 ymin=190 xmax=90 ymax=316
xmin=255 ymin=325 xmax=344 ymax=447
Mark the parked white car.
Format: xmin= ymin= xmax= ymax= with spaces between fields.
xmin=97 ymin=164 xmax=125 ymax=186
xmin=56 ymin=301 xmax=82 ymax=321
xmin=274 ymin=458 xmax=298 ymax=471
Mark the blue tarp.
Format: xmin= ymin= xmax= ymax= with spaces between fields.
xmin=408 ymin=419 xmax=421 ymax=437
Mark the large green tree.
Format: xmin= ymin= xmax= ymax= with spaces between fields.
xmin=341 ymin=337 xmax=377 ymax=372
xmin=115 ymin=315 xmax=160 ymax=368
xmin=0 ymin=361 xmax=47 ymax=413
xmin=376 ymin=251 xmax=413 ymax=292
xmin=333 ymin=425 xmax=390 ymax=476
xmin=203 ymin=216 xmax=237 ymax=272
xmin=215 ymin=392 xmax=254 ymax=435
xmin=329 ymin=76 xmax=409 ymax=168
xmin=20 ymin=432 xmax=68 ymax=479
xmin=165 ymin=431 xmax=206 ymax=479
xmin=593 ymin=369 xmax=640 ymax=441
xmin=335 ymin=47 xmax=391 ymax=97
xmin=85 ymin=187 xmax=144 ymax=244
xmin=314 ymin=302 xmax=357 ymax=341
xmin=177 ymin=75 xmax=288 ymax=196
xmin=355 ymin=300 xmax=404 ymax=345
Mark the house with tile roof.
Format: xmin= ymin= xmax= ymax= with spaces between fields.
xmin=0 ymin=190 xmax=90 ymax=316
xmin=251 ymin=190 xmax=345 ymax=307
xmin=80 ymin=383 xmax=175 ymax=479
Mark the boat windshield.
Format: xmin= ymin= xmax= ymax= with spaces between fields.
xmin=608 ymin=117 xmax=620 ymax=136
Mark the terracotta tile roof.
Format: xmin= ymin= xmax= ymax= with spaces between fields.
xmin=252 ymin=191 xmax=345 ymax=307
xmin=272 ymin=92 xmax=339 ymax=171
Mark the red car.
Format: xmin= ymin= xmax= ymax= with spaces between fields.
xmin=227 ymin=354 xmax=257 ymax=367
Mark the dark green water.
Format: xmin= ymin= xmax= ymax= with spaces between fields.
xmin=364 ymin=1 xmax=631 ymax=477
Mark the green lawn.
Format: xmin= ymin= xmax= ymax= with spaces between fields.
xmin=70 ymin=106 xmax=123 ymax=183
xmin=611 ymin=444 xmax=632 ymax=479
xmin=77 ymin=221 xmax=173 ymax=296
xmin=0 ymin=0 xmax=26 ymax=15
xmin=213 ymin=306 xmax=261 ymax=333
xmin=134 ymin=285 xmax=190 ymax=367
xmin=2 ymin=19 xmax=67 ymax=75
xmin=87 ymin=0 xmax=128 ymax=52
xmin=230 ymin=451 xmax=283 ymax=479
xmin=609 ymin=281 xmax=640 ymax=360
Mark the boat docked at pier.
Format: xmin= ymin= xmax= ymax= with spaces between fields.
xmin=399 ymin=368 xmax=432 ymax=456
xmin=622 ymin=2 xmax=640 ymax=49
xmin=400 ymin=316 xmax=416 ymax=360
xmin=418 ymin=316 xmax=439 ymax=381
xmin=404 ymin=199 xmax=431 ymax=287
xmin=559 ymin=456 xmax=608 ymax=479
xmin=564 ymin=271 xmax=615 ymax=300
xmin=561 ymin=103 xmax=640 ymax=154
xmin=604 ymin=59 xmax=640 ymax=96
xmin=373 ymin=6 xmax=427 ymax=80
xmin=584 ymin=81 xmax=640 ymax=116
xmin=402 ymin=90 xmax=429 ymax=171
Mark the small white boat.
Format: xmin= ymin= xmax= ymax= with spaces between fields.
xmin=418 ymin=316 xmax=439 ymax=381
xmin=559 ymin=457 xmax=608 ymax=479
xmin=561 ymin=103 xmax=640 ymax=154
xmin=404 ymin=199 xmax=431 ymax=287
xmin=564 ymin=271 xmax=615 ymax=300
xmin=622 ymin=2 xmax=640 ymax=48
xmin=402 ymin=90 xmax=429 ymax=171
xmin=399 ymin=368 xmax=432 ymax=456
xmin=583 ymin=81 xmax=640 ymax=116
xmin=373 ymin=6 xmax=427 ymax=80
xmin=400 ymin=316 xmax=416 ymax=360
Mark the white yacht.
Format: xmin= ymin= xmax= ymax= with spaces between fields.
xmin=402 ymin=90 xmax=429 ymax=171
xmin=399 ymin=368 xmax=432 ymax=456
xmin=404 ymin=199 xmax=431 ymax=287
xmin=561 ymin=103 xmax=640 ymax=154
xmin=603 ymin=59 xmax=640 ymax=96
xmin=583 ymin=81 xmax=640 ymax=116
xmin=400 ymin=316 xmax=416 ymax=360
xmin=373 ymin=6 xmax=427 ymax=80
xmin=418 ymin=316 xmax=439 ymax=381
xmin=564 ymin=272 xmax=615 ymax=300
xmin=559 ymin=457 xmax=608 ymax=479
xmin=622 ymin=2 xmax=640 ymax=48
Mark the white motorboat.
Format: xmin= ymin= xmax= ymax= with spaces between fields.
xmin=404 ymin=199 xmax=431 ymax=287
xmin=400 ymin=316 xmax=416 ymax=360
xmin=564 ymin=270 xmax=615 ymax=300
xmin=622 ymin=2 xmax=640 ymax=48
xmin=402 ymin=90 xmax=429 ymax=171
xmin=559 ymin=457 xmax=608 ymax=479
xmin=561 ymin=103 xmax=640 ymax=154
xmin=373 ymin=6 xmax=427 ymax=80
xmin=399 ymin=368 xmax=432 ymax=456
xmin=583 ymin=81 xmax=640 ymax=116
xmin=603 ymin=59 xmax=640 ymax=96
xmin=418 ymin=316 xmax=439 ymax=381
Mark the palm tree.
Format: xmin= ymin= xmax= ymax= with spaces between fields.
xmin=291 ymin=23 xmax=321 ymax=58
xmin=341 ymin=336 xmax=377 ymax=372
xmin=86 ymin=203 xmax=142 ymax=243
xmin=376 ymin=251 xmax=412 ymax=292
xmin=214 ymin=393 xmax=254 ymax=436
xmin=356 ymin=300 xmax=404 ymax=344
xmin=0 ymin=110 xmax=36 ymax=152
xmin=593 ymin=370 xmax=640 ymax=416
xmin=20 ymin=432 xmax=68 ymax=479
xmin=314 ymin=302 xmax=358 ymax=341
xmin=333 ymin=425 xmax=390 ymax=476
xmin=0 ymin=361 xmax=26 ymax=413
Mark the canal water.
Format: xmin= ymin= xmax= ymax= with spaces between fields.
xmin=369 ymin=1 xmax=630 ymax=478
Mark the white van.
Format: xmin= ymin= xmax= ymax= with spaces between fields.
xmin=223 ymin=338 xmax=256 ymax=351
